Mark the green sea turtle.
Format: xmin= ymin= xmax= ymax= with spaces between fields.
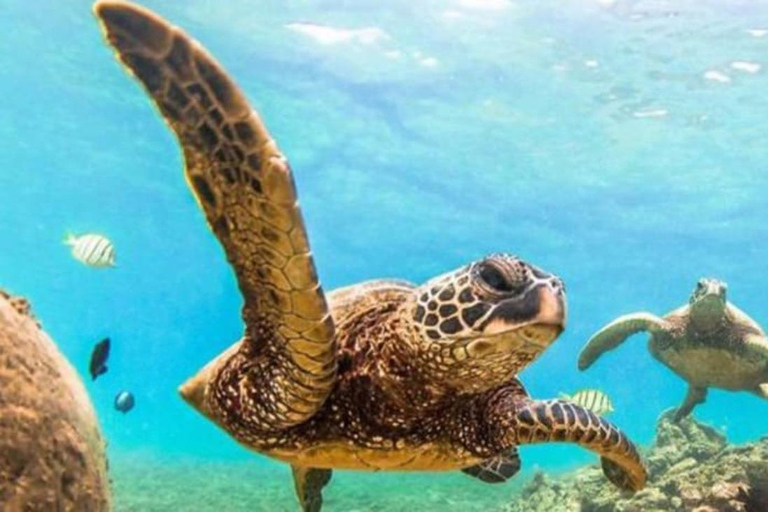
xmin=579 ymin=278 xmax=768 ymax=422
xmin=94 ymin=2 xmax=647 ymax=509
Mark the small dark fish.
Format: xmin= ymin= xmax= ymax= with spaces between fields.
xmin=114 ymin=391 xmax=135 ymax=413
xmin=89 ymin=337 xmax=110 ymax=381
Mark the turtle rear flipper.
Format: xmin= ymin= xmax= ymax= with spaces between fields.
xmin=292 ymin=466 xmax=332 ymax=512
xmin=462 ymin=448 xmax=521 ymax=484
xmin=601 ymin=457 xmax=636 ymax=491
xmin=95 ymin=1 xmax=337 ymax=430
xmin=673 ymin=386 xmax=707 ymax=422
xmin=755 ymin=383 xmax=768 ymax=400
xmin=512 ymin=399 xmax=647 ymax=492
xmin=578 ymin=313 xmax=667 ymax=370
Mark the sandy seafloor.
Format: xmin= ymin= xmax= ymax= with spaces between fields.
xmin=110 ymin=456 xmax=533 ymax=511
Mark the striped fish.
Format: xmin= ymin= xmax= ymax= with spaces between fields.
xmin=64 ymin=233 xmax=116 ymax=268
xmin=559 ymin=389 xmax=614 ymax=416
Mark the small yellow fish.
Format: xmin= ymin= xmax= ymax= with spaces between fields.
xmin=64 ymin=233 xmax=116 ymax=268
xmin=559 ymin=389 xmax=614 ymax=415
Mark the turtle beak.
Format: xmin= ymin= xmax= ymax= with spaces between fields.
xmin=518 ymin=281 xmax=566 ymax=347
xmin=481 ymin=278 xmax=566 ymax=345
xmin=537 ymin=279 xmax=567 ymax=332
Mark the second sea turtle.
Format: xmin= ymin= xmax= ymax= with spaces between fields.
xmin=579 ymin=278 xmax=768 ymax=421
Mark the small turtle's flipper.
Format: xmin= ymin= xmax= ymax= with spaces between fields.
xmin=461 ymin=448 xmax=521 ymax=484
xmin=578 ymin=313 xmax=667 ymax=370
xmin=95 ymin=1 xmax=336 ymax=430
xmin=744 ymin=333 xmax=768 ymax=364
xmin=291 ymin=466 xmax=332 ymax=512
xmin=510 ymin=399 xmax=647 ymax=492
xmin=754 ymin=383 xmax=768 ymax=401
xmin=673 ymin=386 xmax=707 ymax=422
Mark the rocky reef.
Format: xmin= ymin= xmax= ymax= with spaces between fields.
xmin=0 ymin=289 xmax=111 ymax=511
xmin=507 ymin=411 xmax=768 ymax=512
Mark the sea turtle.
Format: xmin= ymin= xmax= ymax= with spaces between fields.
xmin=579 ymin=278 xmax=768 ymax=422
xmin=94 ymin=2 xmax=647 ymax=510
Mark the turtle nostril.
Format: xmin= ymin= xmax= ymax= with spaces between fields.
xmin=549 ymin=278 xmax=565 ymax=296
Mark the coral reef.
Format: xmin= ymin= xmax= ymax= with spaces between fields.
xmin=0 ymin=289 xmax=111 ymax=511
xmin=506 ymin=411 xmax=768 ymax=512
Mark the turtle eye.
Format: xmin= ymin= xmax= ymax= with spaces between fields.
xmin=477 ymin=262 xmax=516 ymax=294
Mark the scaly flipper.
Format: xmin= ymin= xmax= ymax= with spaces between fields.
xmin=461 ymin=448 xmax=521 ymax=484
xmin=673 ymin=386 xmax=707 ymax=422
xmin=291 ymin=466 xmax=332 ymax=512
xmin=578 ymin=313 xmax=667 ymax=370
xmin=744 ymin=332 xmax=768 ymax=364
xmin=501 ymin=398 xmax=647 ymax=492
xmin=94 ymin=1 xmax=336 ymax=429
xmin=754 ymin=383 xmax=768 ymax=401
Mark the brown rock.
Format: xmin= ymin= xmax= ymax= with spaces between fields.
xmin=705 ymin=482 xmax=750 ymax=512
xmin=506 ymin=411 xmax=768 ymax=512
xmin=667 ymin=457 xmax=698 ymax=475
xmin=0 ymin=290 xmax=110 ymax=511
xmin=680 ymin=486 xmax=703 ymax=506
xmin=709 ymin=482 xmax=747 ymax=501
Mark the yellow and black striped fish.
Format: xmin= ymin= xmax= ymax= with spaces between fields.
xmin=64 ymin=233 xmax=116 ymax=268
xmin=559 ymin=389 xmax=614 ymax=415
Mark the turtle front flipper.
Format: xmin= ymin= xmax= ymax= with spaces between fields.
xmin=673 ymin=386 xmax=707 ymax=422
xmin=578 ymin=313 xmax=667 ymax=370
xmin=754 ymin=383 xmax=768 ymax=400
xmin=291 ymin=466 xmax=332 ymax=512
xmin=511 ymin=399 xmax=647 ymax=492
xmin=461 ymin=448 xmax=521 ymax=484
xmin=95 ymin=1 xmax=337 ymax=429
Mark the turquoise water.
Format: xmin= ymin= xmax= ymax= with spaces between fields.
xmin=2 ymin=0 xmax=768 ymax=509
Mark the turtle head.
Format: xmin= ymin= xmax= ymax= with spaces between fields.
xmin=690 ymin=278 xmax=727 ymax=305
xmin=689 ymin=278 xmax=727 ymax=327
xmin=406 ymin=253 xmax=566 ymax=392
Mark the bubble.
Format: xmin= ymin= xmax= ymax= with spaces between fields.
xmin=730 ymin=61 xmax=761 ymax=74
xmin=703 ymin=70 xmax=731 ymax=84
xmin=633 ymin=109 xmax=668 ymax=119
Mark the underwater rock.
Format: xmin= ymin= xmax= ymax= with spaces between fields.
xmin=0 ymin=289 xmax=110 ymax=511
xmin=506 ymin=410 xmax=768 ymax=512
xmin=516 ymin=472 xmax=581 ymax=511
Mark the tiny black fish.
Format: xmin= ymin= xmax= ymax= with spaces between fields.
xmin=114 ymin=391 xmax=135 ymax=413
xmin=89 ymin=337 xmax=110 ymax=380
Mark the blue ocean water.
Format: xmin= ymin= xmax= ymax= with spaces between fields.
xmin=2 ymin=0 xmax=768 ymax=507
